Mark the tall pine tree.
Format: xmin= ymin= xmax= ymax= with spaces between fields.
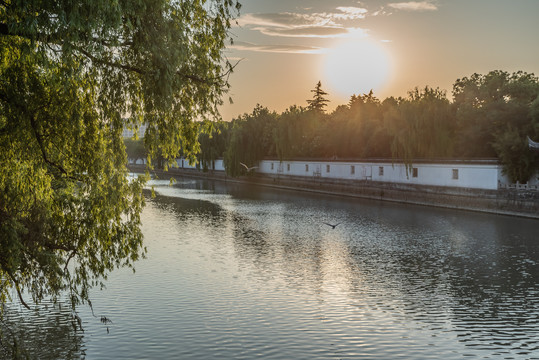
xmin=307 ymin=81 xmax=330 ymax=113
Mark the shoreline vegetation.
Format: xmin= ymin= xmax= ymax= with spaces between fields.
xmin=126 ymin=71 xmax=539 ymax=188
xmin=131 ymin=165 xmax=539 ymax=220
xmin=126 ymin=70 xmax=539 ymax=220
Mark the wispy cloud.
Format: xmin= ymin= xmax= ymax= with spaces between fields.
xmin=239 ymin=13 xmax=322 ymax=29
xmin=387 ymin=1 xmax=438 ymax=11
xmin=238 ymin=7 xmax=369 ymax=39
xmin=231 ymin=5 xmax=399 ymax=54
xmin=255 ymin=26 xmax=349 ymax=38
xmin=229 ymin=41 xmax=323 ymax=54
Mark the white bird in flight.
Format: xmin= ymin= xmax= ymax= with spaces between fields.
xmin=240 ymin=162 xmax=258 ymax=171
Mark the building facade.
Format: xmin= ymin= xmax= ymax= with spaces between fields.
xmin=172 ymin=158 xmax=539 ymax=191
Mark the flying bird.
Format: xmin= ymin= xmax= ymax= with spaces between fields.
xmin=323 ymin=222 xmax=341 ymax=229
xmin=240 ymin=162 xmax=258 ymax=171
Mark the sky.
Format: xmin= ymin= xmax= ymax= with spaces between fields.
xmin=218 ymin=0 xmax=539 ymax=121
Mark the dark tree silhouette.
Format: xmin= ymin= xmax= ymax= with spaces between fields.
xmin=307 ymin=81 xmax=330 ymax=113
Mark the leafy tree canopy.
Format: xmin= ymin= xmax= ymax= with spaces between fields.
xmin=0 ymin=0 xmax=240 ymax=329
xmin=125 ymin=138 xmax=147 ymax=163
xmin=224 ymin=104 xmax=276 ymax=176
xmin=453 ymin=71 xmax=539 ymax=181
xmin=385 ymin=86 xmax=455 ymax=164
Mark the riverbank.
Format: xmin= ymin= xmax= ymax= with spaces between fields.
xmin=130 ymin=165 xmax=539 ymax=219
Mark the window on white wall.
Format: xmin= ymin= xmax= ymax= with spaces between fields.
xmin=271 ymin=163 xmax=274 ymax=170
xmin=412 ymin=168 xmax=418 ymax=178
xmin=287 ymin=163 xmax=290 ymax=171
xmin=379 ymin=166 xmax=384 ymax=176
xmin=452 ymin=169 xmax=459 ymax=180
xmin=305 ymin=164 xmax=309 ymax=172
xmin=326 ymin=164 xmax=330 ymax=173
xmin=351 ymin=165 xmax=355 ymax=175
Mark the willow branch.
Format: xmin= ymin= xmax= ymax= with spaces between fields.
xmin=1 ymin=22 xmax=233 ymax=86
xmin=6 ymin=271 xmax=31 ymax=310
xmin=0 ymin=22 xmax=131 ymax=48
xmin=72 ymin=44 xmax=233 ymax=86
xmin=63 ymin=250 xmax=78 ymax=274
xmin=72 ymin=44 xmax=144 ymax=75
xmin=29 ymin=113 xmax=81 ymax=182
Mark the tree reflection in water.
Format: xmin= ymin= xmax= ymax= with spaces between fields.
xmin=1 ymin=299 xmax=85 ymax=359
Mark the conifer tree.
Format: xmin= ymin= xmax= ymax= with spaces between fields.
xmin=307 ymin=81 xmax=330 ymax=113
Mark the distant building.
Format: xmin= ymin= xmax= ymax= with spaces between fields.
xmin=122 ymin=124 xmax=147 ymax=139
xmin=173 ymin=157 xmax=539 ymax=191
xmin=257 ymin=159 xmax=518 ymax=190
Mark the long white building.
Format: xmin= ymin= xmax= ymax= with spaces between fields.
xmin=171 ymin=158 xmax=539 ymax=191
xmin=258 ymin=160 xmax=510 ymax=190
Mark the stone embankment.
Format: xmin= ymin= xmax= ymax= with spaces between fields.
xmin=130 ymin=165 xmax=539 ymax=219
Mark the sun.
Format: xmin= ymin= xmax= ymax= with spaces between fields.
xmin=323 ymin=40 xmax=391 ymax=97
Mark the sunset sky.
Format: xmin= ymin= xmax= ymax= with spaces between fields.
xmin=219 ymin=0 xmax=539 ymax=120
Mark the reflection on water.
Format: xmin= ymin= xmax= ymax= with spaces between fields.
xmin=0 ymin=300 xmax=84 ymax=359
xmin=6 ymin=177 xmax=539 ymax=359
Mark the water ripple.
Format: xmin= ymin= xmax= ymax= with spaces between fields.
xmin=6 ymin=179 xmax=539 ymax=359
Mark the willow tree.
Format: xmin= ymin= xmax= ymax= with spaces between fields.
xmin=0 ymin=0 xmax=240 ymax=330
xmin=198 ymin=120 xmax=230 ymax=172
xmin=383 ymin=87 xmax=455 ymax=169
xmin=224 ymin=105 xmax=276 ymax=176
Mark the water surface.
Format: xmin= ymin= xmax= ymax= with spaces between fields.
xmin=5 ymin=178 xmax=539 ymax=359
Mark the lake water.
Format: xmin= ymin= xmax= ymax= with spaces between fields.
xmin=3 ymin=177 xmax=539 ymax=359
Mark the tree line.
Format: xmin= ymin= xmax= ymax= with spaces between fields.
xmin=188 ymin=70 xmax=538 ymax=183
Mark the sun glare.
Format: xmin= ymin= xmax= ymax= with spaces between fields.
xmin=323 ymin=40 xmax=391 ymax=97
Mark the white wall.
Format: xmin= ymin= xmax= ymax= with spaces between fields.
xmin=258 ymin=160 xmax=504 ymax=190
xmin=176 ymin=158 xmax=225 ymax=171
xmin=371 ymin=163 xmax=501 ymax=190
xmin=173 ymin=157 xmax=539 ymax=191
xmin=214 ymin=159 xmax=225 ymax=171
xmin=128 ymin=158 xmax=146 ymax=165
xmin=259 ymin=161 xmax=373 ymax=180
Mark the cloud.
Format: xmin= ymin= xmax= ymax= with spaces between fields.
xmin=229 ymin=41 xmax=323 ymax=54
xmin=237 ymin=6 xmax=369 ymax=39
xmin=334 ymin=7 xmax=369 ymax=20
xmin=239 ymin=13 xmax=319 ymax=28
xmin=387 ymin=1 xmax=438 ymax=11
xmin=255 ymin=26 xmax=349 ymax=38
